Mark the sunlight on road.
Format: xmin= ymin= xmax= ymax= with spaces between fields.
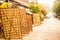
xmin=22 ymin=0 xmax=60 ymax=40
xmin=23 ymin=17 xmax=60 ymax=40
xmin=23 ymin=11 xmax=60 ymax=40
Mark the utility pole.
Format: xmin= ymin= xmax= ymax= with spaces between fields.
xmin=36 ymin=0 xmax=37 ymax=4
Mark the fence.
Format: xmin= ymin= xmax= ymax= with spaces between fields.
xmin=0 ymin=8 xmax=32 ymax=40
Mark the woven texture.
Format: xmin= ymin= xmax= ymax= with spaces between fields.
xmin=0 ymin=8 xmax=32 ymax=40
xmin=0 ymin=8 xmax=22 ymax=39
xmin=20 ymin=9 xmax=28 ymax=36
xmin=33 ymin=14 xmax=41 ymax=26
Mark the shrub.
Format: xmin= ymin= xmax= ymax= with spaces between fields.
xmin=29 ymin=3 xmax=42 ymax=13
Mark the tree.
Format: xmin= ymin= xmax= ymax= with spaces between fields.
xmin=53 ymin=0 xmax=60 ymax=16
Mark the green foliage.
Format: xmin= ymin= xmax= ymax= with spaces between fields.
xmin=53 ymin=0 xmax=60 ymax=16
xmin=29 ymin=4 xmax=42 ymax=13
xmin=29 ymin=3 xmax=44 ymax=20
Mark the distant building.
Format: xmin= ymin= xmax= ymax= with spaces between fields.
xmin=0 ymin=0 xmax=5 ymax=1
xmin=0 ymin=0 xmax=30 ymax=12
xmin=15 ymin=0 xmax=29 ymax=7
xmin=20 ymin=0 xmax=29 ymax=3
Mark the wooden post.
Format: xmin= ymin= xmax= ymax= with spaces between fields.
xmin=26 ymin=13 xmax=32 ymax=32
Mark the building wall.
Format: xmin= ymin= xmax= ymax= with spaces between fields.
xmin=0 ymin=0 xmax=5 ymax=1
xmin=15 ymin=0 xmax=29 ymax=7
xmin=20 ymin=0 xmax=29 ymax=3
xmin=15 ymin=0 xmax=29 ymax=4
